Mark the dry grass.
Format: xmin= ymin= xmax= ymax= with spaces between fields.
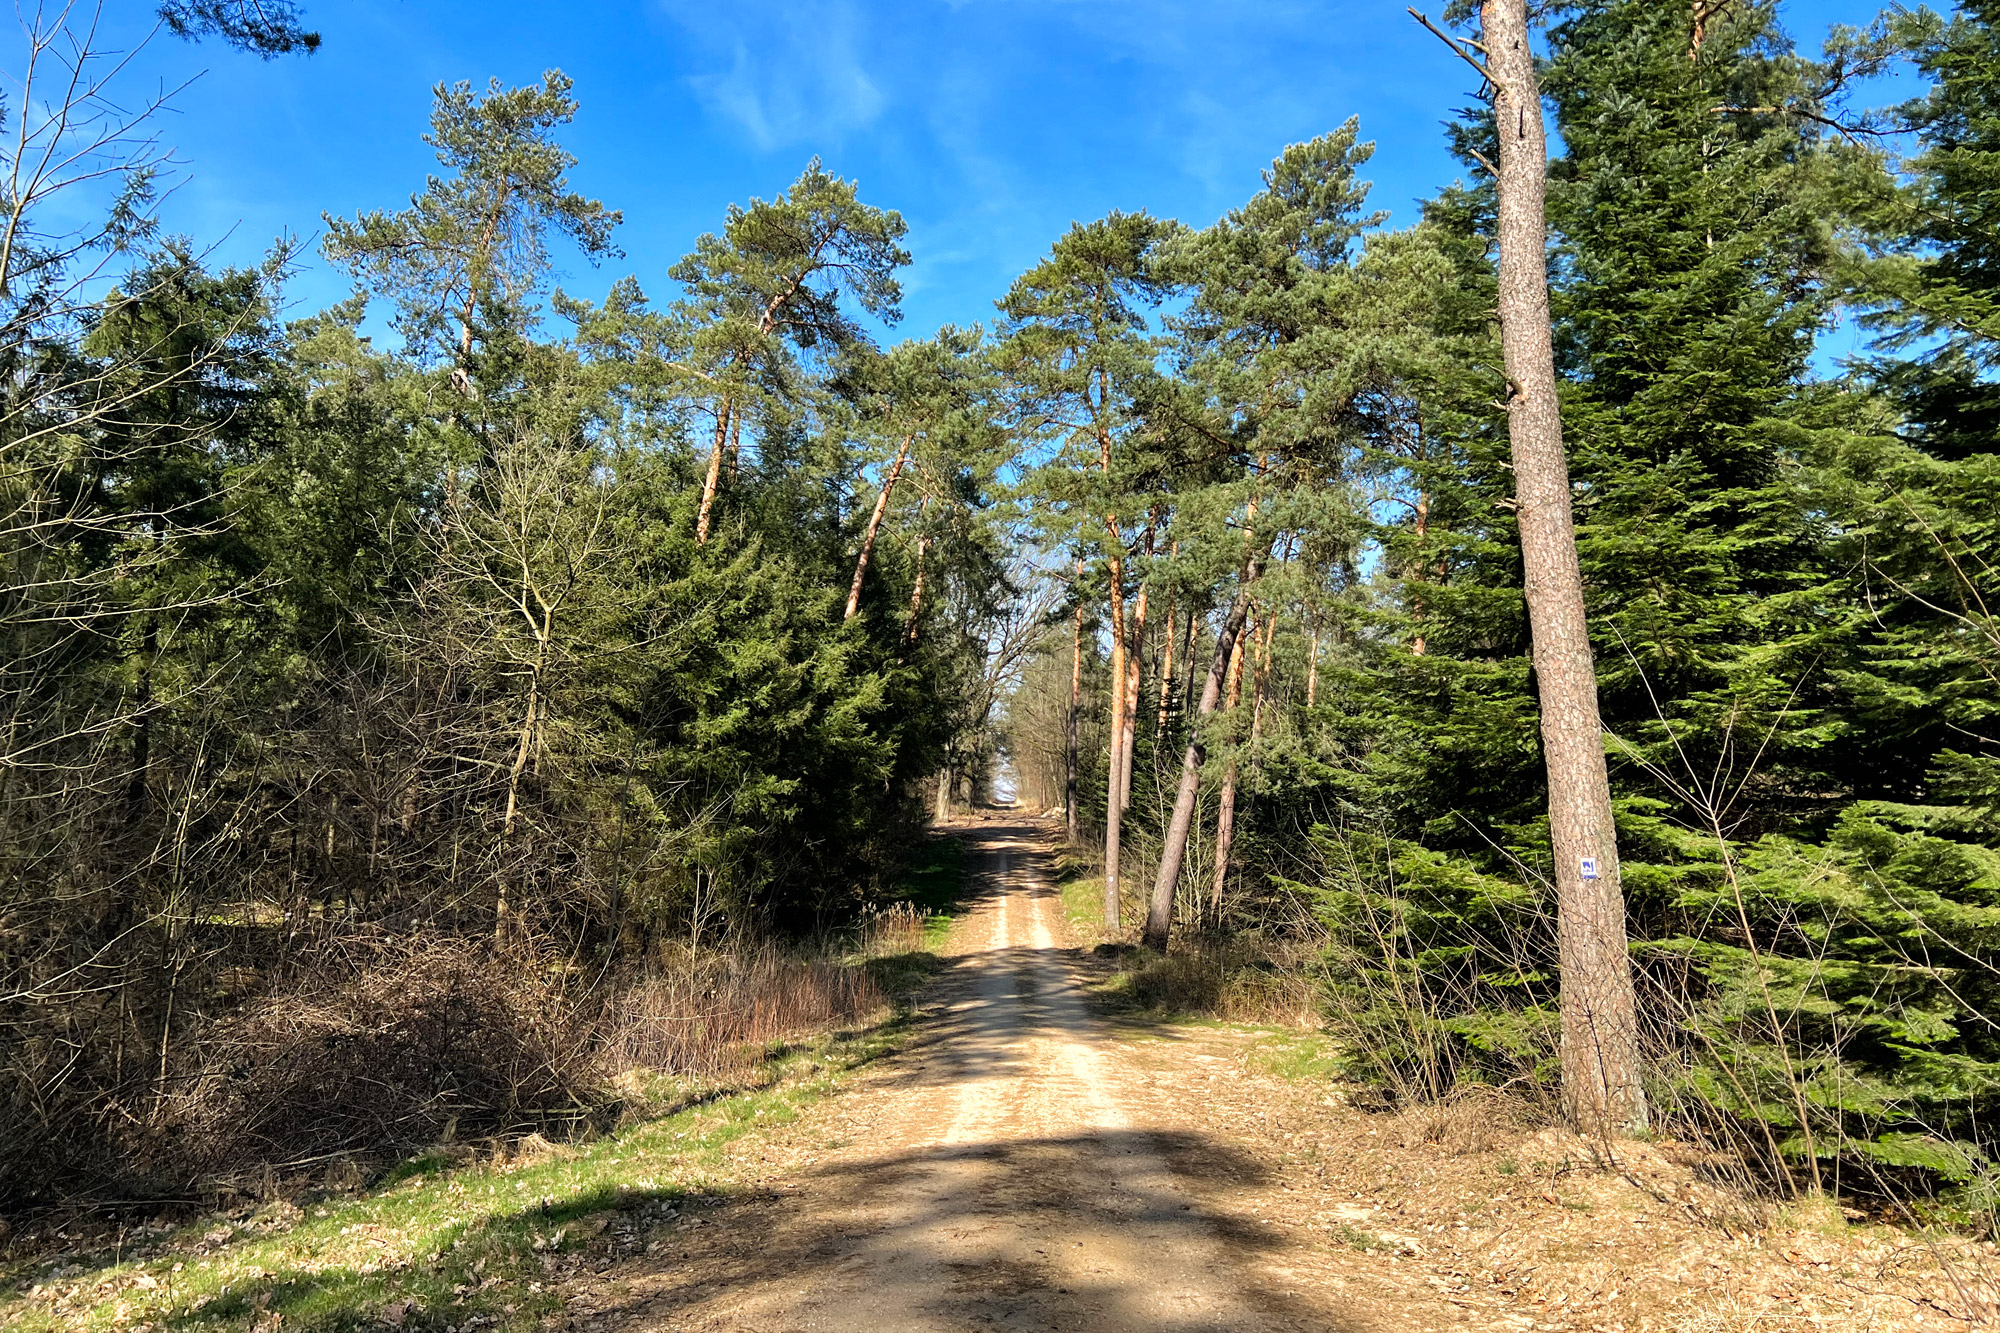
xmin=859 ymin=901 xmax=930 ymax=958
xmin=162 ymin=936 xmax=600 ymax=1193
xmin=597 ymin=943 xmax=888 ymax=1080
xmin=1101 ymin=938 xmax=1323 ymax=1027
xmin=1 ymin=928 xmax=906 ymax=1214
xmin=1383 ymin=1085 xmax=1535 ymax=1158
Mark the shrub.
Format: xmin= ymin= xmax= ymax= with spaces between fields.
xmin=159 ymin=936 xmax=600 ymax=1189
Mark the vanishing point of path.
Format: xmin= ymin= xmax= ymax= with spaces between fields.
xmin=568 ymin=817 xmax=1396 ymax=1332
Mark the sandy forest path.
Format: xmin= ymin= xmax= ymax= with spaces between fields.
xmin=556 ymin=818 xmax=1976 ymax=1333
xmin=577 ymin=817 xmax=1400 ymax=1331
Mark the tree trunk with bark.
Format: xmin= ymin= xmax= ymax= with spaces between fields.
xmin=1180 ymin=599 xmax=1201 ymax=720
xmin=1410 ymin=488 xmax=1432 ymax=656
xmin=906 ymin=497 xmax=934 ymax=646
xmin=1307 ymin=620 xmax=1320 ymax=710
xmin=1067 ymin=581 xmax=1084 ymax=842
xmin=1102 ymin=530 xmax=1128 ymax=929
xmin=1208 ymin=626 xmax=1249 ymax=914
xmin=695 ymin=400 xmax=732 ymax=546
xmin=1485 ymin=0 xmax=1646 ymax=1133
xmin=844 ymin=435 xmax=912 ymax=620
xmin=496 ymin=623 xmax=550 ymax=945
xmin=1117 ymin=578 xmax=1148 ymax=816
xmin=1142 ymin=556 xmax=1263 ymax=951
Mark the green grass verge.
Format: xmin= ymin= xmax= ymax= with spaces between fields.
xmin=894 ymin=833 xmax=969 ymax=951
xmin=1058 ymin=870 xmax=1137 ymax=947
xmin=1241 ymin=1029 xmax=1344 ymax=1082
xmin=0 ymin=1023 xmax=912 ymax=1333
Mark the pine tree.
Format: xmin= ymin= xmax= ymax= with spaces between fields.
xmin=667 ymin=162 xmax=909 ymax=546
xmin=1487 ymin=0 xmax=1644 ymax=1133
xmin=999 ymin=213 xmax=1180 ymax=928
xmin=323 ymin=72 xmax=621 ymax=392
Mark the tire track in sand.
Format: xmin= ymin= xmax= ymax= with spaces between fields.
xmin=597 ymin=820 xmax=1379 ymax=1332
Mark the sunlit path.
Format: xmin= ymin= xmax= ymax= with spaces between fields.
xmin=583 ymin=819 xmax=1376 ymax=1332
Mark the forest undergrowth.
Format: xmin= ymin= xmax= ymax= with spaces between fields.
xmin=1055 ymin=809 xmax=2000 ymax=1244
xmin=18 ymin=0 xmax=2000 ymax=1279
xmin=0 ymin=832 xmax=964 ymax=1333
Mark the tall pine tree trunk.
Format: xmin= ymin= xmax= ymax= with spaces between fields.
xmin=906 ymin=495 xmax=934 ymax=647
xmin=1113 ymin=519 xmax=1155 ymax=818
xmin=1067 ymin=579 xmax=1083 ymax=841
xmin=1117 ymin=579 xmax=1148 ymax=815
xmin=1102 ymin=530 xmax=1128 ymax=929
xmin=844 ymin=435 xmax=911 ymax=620
xmin=1180 ymin=598 xmax=1201 ymax=720
xmin=1410 ymin=488 xmax=1432 ymax=656
xmin=1307 ymin=619 xmax=1320 ymax=710
xmin=1143 ymin=557 xmax=1262 ymax=951
xmin=1486 ymin=0 xmax=1646 ymax=1133
xmin=1208 ymin=626 xmax=1249 ymax=914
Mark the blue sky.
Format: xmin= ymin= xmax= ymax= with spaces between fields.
xmin=73 ymin=0 xmax=1901 ymax=344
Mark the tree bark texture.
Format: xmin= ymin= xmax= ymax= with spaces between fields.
xmin=1306 ymin=621 xmax=1319 ymax=710
xmin=844 ymin=435 xmax=911 ymax=620
xmin=1207 ymin=628 xmax=1248 ymax=915
xmin=1485 ymin=0 xmax=1646 ymax=1133
xmin=695 ymin=400 xmax=732 ymax=546
xmin=1142 ymin=563 xmax=1261 ymax=950
xmin=1411 ymin=488 xmax=1432 ymax=656
xmin=1102 ymin=532 xmax=1128 ymax=929
xmin=1117 ymin=579 xmax=1148 ymax=816
xmin=1067 ymin=581 xmax=1084 ymax=841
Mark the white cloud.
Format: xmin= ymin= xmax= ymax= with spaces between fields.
xmin=660 ymin=0 xmax=885 ymax=150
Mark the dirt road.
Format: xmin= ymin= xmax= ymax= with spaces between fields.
xmin=577 ymin=818 xmax=1395 ymax=1331
xmin=554 ymin=820 xmax=1988 ymax=1333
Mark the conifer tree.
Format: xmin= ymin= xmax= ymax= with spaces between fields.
xmin=668 ymin=163 xmax=909 ymax=545
xmin=999 ymin=213 xmax=1178 ymax=928
xmin=1420 ymin=0 xmax=1647 ymax=1131
xmin=323 ymin=72 xmax=621 ymax=393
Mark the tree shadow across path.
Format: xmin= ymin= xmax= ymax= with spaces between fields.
xmin=565 ymin=818 xmax=1377 ymax=1332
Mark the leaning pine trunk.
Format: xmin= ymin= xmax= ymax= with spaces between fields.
xmin=1486 ymin=0 xmax=1645 ymax=1134
xmin=695 ymin=399 xmax=732 ymax=546
xmin=844 ymin=435 xmax=912 ymax=620
xmin=1102 ymin=527 xmax=1129 ymax=929
xmin=1142 ymin=557 xmax=1262 ymax=951
xmin=1207 ymin=627 xmax=1249 ymax=914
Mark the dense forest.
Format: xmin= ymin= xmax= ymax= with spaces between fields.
xmin=9 ymin=0 xmax=2000 ymax=1232
xmin=1002 ymin=0 xmax=2000 ymax=1219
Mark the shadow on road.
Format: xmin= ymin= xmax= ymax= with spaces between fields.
xmin=573 ymin=816 xmax=1366 ymax=1332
